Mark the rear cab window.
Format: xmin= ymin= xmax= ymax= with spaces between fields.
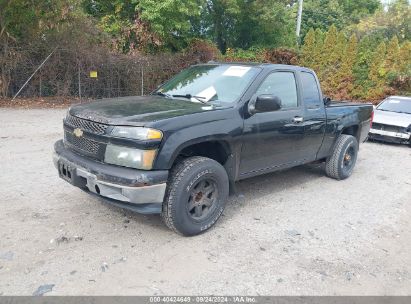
xmin=300 ymin=71 xmax=322 ymax=108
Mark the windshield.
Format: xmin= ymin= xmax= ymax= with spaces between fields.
xmin=377 ymin=97 xmax=411 ymax=114
xmin=154 ymin=65 xmax=260 ymax=105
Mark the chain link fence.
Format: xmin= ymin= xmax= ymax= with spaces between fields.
xmin=2 ymin=43 xmax=300 ymax=101
xmin=3 ymin=46 xmax=213 ymax=100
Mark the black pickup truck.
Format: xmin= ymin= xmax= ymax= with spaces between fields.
xmin=53 ymin=63 xmax=373 ymax=236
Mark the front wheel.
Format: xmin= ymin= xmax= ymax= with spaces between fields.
xmin=161 ymin=156 xmax=229 ymax=236
xmin=325 ymin=134 xmax=359 ymax=180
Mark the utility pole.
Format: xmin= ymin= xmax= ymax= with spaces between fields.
xmin=296 ymin=0 xmax=304 ymax=40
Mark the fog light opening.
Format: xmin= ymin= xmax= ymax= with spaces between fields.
xmin=95 ymin=185 xmax=100 ymax=194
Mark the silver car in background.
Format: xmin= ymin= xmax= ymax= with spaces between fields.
xmin=369 ymin=96 xmax=411 ymax=145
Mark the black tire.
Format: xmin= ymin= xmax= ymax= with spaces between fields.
xmin=325 ymin=134 xmax=359 ymax=180
xmin=161 ymin=156 xmax=229 ymax=236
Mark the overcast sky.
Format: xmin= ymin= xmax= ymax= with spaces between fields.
xmin=381 ymin=0 xmax=411 ymax=5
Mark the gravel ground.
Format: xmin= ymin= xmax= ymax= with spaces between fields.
xmin=0 ymin=108 xmax=410 ymax=296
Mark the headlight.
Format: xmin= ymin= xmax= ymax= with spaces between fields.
xmin=111 ymin=126 xmax=162 ymax=141
xmin=104 ymin=145 xmax=157 ymax=170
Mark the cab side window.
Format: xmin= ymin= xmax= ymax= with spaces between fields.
xmin=301 ymin=72 xmax=321 ymax=107
xmin=256 ymin=72 xmax=298 ymax=109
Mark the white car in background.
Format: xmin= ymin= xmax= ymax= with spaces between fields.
xmin=369 ymin=96 xmax=411 ymax=146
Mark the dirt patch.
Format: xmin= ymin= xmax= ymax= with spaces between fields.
xmin=0 ymin=97 xmax=88 ymax=109
xmin=0 ymin=108 xmax=410 ymax=295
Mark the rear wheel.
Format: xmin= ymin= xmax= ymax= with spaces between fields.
xmin=161 ymin=156 xmax=229 ymax=236
xmin=325 ymin=134 xmax=359 ymax=180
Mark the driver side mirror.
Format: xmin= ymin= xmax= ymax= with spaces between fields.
xmin=249 ymin=94 xmax=282 ymax=114
xmin=323 ymin=96 xmax=331 ymax=105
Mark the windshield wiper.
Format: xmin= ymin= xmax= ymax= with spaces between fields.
xmin=171 ymin=94 xmax=208 ymax=104
xmin=153 ymin=91 xmax=173 ymax=99
xmin=154 ymin=92 xmax=209 ymax=103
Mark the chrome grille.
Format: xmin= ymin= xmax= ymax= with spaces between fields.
xmin=65 ymin=115 xmax=108 ymax=135
xmin=64 ymin=131 xmax=105 ymax=159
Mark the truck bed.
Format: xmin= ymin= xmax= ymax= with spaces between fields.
xmin=321 ymin=100 xmax=374 ymax=154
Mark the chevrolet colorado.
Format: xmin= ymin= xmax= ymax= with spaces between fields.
xmin=53 ymin=63 xmax=373 ymax=236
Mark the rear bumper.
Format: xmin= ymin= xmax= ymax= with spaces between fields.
xmin=369 ymin=128 xmax=410 ymax=144
xmin=53 ymin=140 xmax=168 ymax=214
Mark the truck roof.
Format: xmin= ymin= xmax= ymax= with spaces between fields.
xmin=203 ymin=61 xmax=315 ymax=73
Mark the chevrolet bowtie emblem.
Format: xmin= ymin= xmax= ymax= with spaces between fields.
xmin=73 ymin=128 xmax=84 ymax=138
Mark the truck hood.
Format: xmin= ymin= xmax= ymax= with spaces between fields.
xmin=69 ymin=96 xmax=227 ymax=126
xmin=374 ymin=109 xmax=411 ymax=128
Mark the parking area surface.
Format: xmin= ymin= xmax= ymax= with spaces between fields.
xmin=0 ymin=108 xmax=410 ymax=295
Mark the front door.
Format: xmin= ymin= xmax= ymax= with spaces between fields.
xmin=239 ymin=71 xmax=305 ymax=176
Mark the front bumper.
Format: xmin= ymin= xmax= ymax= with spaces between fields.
xmin=54 ymin=140 xmax=168 ymax=214
xmin=369 ymin=128 xmax=411 ymax=144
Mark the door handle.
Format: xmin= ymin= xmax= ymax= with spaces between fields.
xmin=293 ymin=116 xmax=304 ymax=123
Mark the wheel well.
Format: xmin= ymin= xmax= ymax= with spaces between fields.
xmin=341 ymin=125 xmax=359 ymax=141
xmin=176 ymin=141 xmax=230 ymax=166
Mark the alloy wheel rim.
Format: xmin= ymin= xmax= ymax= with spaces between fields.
xmin=187 ymin=178 xmax=218 ymax=221
xmin=343 ymin=146 xmax=355 ymax=169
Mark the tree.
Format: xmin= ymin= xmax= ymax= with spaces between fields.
xmin=245 ymin=0 xmax=295 ymax=49
xmin=335 ymin=33 xmax=357 ymax=99
xmin=0 ymin=0 xmax=83 ymax=43
xmin=300 ymin=0 xmax=381 ymax=39
xmin=138 ymin=0 xmax=201 ymax=51
xmin=300 ymin=28 xmax=316 ymax=68
xmin=367 ymin=41 xmax=387 ymax=99
xmin=321 ymin=25 xmax=338 ymax=65
xmin=0 ymin=0 xmax=86 ymax=97
xmin=353 ymin=0 xmax=411 ymax=42
xmin=398 ymin=41 xmax=411 ymax=92
xmin=338 ymin=0 xmax=381 ymax=23
xmin=83 ymin=0 xmax=201 ymax=52
xmin=82 ymin=0 xmax=146 ymax=52
xmin=202 ymin=0 xmax=239 ymax=54
xmin=384 ymin=36 xmax=401 ymax=81
xmin=299 ymin=27 xmax=325 ymax=76
xmin=318 ymin=25 xmax=340 ymax=95
xmin=193 ymin=0 xmax=295 ymax=54
xmin=301 ymin=0 xmax=345 ymax=40
xmin=398 ymin=41 xmax=411 ymax=75
xmin=388 ymin=40 xmax=411 ymax=92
